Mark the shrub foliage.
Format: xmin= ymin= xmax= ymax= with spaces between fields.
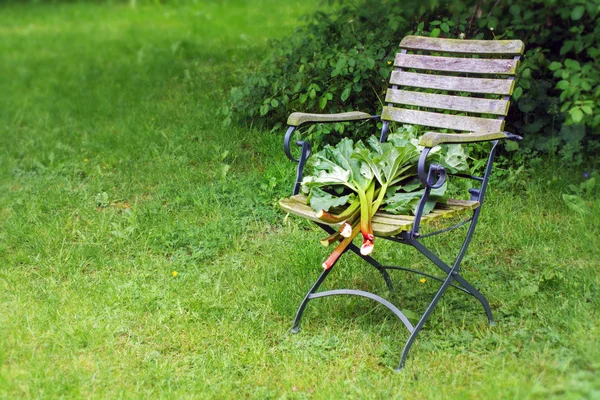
xmin=226 ymin=0 xmax=600 ymax=163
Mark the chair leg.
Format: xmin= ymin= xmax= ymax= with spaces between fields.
xmin=292 ymin=222 xmax=493 ymax=370
xmin=410 ymin=238 xmax=495 ymax=325
xmin=291 ymin=266 xmax=334 ymax=333
xmin=346 ymin=243 xmax=395 ymax=293
xmin=393 ymin=230 xmax=494 ymax=370
xmin=397 ymin=269 xmax=455 ymax=370
xmin=452 ymin=274 xmax=495 ymax=325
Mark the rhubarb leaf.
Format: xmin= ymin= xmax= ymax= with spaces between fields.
xmin=438 ymin=144 xmax=469 ymax=173
xmin=308 ymin=187 xmax=352 ymax=212
xmin=384 ymin=179 xmax=447 ymax=215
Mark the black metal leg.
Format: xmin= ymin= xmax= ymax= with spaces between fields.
xmin=452 ymin=274 xmax=495 ymax=325
xmin=291 ymin=266 xmax=335 ymax=333
xmin=397 ymin=268 xmax=455 ymax=370
xmin=291 ymin=220 xmax=494 ymax=370
xmin=409 ymin=238 xmax=495 ymax=325
xmin=346 ymin=243 xmax=395 ymax=293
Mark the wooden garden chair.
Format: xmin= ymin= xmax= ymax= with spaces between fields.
xmin=280 ymin=36 xmax=524 ymax=370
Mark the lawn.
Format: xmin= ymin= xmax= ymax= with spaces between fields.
xmin=0 ymin=1 xmax=599 ymax=398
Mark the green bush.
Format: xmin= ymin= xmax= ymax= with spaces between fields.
xmin=225 ymin=0 xmax=600 ymax=164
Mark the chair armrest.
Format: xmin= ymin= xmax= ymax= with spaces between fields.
xmin=419 ymin=131 xmax=522 ymax=147
xmin=287 ymin=111 xmax=373 ymax=127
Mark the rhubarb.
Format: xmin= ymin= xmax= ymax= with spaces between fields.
xmin=298 ymin=132 xmax=472 ymax=268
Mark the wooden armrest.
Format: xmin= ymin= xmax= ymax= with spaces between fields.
xmin=287 ymin=111 xmax=372 ymax=127
xmin=419 ymin=131 xmax=518 ymax=147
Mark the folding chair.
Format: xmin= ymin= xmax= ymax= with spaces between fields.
xmin=280 ymin=36 xmax=524 ymax=370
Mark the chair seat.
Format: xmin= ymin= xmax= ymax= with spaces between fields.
xmin=280 ymin=194 xmax=480 ymax=237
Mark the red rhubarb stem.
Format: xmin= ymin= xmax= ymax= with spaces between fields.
xmin=322 ymin=223 xmax=361 ymax=270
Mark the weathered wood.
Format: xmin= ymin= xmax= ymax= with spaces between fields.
xmin=279 ymin=197 xmax=411 ymax=235
xmin=442 ymin=199 xmax=480 ymax=209
xmin=394 ymin=53 xmax=519 ymax=75
xmin=279 ymin=195 xmax=479 ymax=237
xmin=381 ymin=107 xmax=505 ymax=132
xmin=400 ymin=36 xmax=525 ymax=55
xmin=419 ymin=131 xmax=508 ymax=147
xmin=280 ymin=197 xmax=342 ymax=227
xmin=287 ymin=111 xmax=372 ymax=127
xmin=385 ymin=89 xmax=509 ymax=115
xmin=390 ymin=71 xmax=515 ymax=95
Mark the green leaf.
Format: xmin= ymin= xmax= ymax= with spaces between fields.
xmin=341 ymin=86 xmax=351 ymax=102
xmin=308 ymin=187 xmax=351 ymax=212
xmin=513 ymin=87 xmax=523 ymax=100
xmin=439 ymin=144 xmax=469 ymax=174
xmin=560 ymin=41 xmax=574 ymax=55
xmin=580 ymin=81 xmax=591 ymax=91
xmin=319 ymin=96 xmax=327 ymax=109
xmin=564 ymin=59 xmax=580 ymax=71
xmin=430 ymin=28 xmax=441 ymax=38
xmin=569 ymin=108 xmax=584 ymax=123
xmin=384 ymin=180 xmax=447 ymax=216
xmin=335 ymin=57 xmax=347 ymax=70
xmin=270 ymin=98 xmax=279 ymax=108
xmin=558 ymin=124 xmax=585 ymax=143
xmin=401 ymin=308 xmax=419 ymax=323
xmin=259 ymin=104 xmax=269 ymax=116
xmin=440 ymin=22 xmax=449 ymax=33
xmin=571 ymin=6 xmax=585 ymax=20
xmin=548 ymin=61 xmax=562 ymax=71
xmin=383 ymin=190 xmax=422 ymax=215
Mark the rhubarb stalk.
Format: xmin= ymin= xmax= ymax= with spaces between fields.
xmin=322 ymin=223 xmax=361 ymax=270
xmin=320 ymin=231 xmax=342 ymax=247
xmin=316 ymin=197 xmax=361 ymax=224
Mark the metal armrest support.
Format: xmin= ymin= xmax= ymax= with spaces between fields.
xmin=283 ymin=126 xmax=312 ymax=195
xmin=284 ymin=114 xmax=381 ymax=161
xmin=283 ymin=114 xmax=380 ymax=194
xmin=410 ymin=137 xmax=504 ymax=237
xmin=410 ymin=148 xmax=448 ymax=237
xmin=284 ymin=126 xmax=308 ymax=163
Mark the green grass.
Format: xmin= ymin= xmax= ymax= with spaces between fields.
xmin=0 ymin=1 xmax=599 ymax=398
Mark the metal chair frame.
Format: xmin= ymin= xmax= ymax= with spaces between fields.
xmin=284 ymin=124 xmax=501 ymax=370
xmin=280 ymin=36 xmax=524 ymax=370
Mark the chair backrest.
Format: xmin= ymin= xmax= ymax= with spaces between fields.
xmin=382 ymin=36 xmax=525 ymax=134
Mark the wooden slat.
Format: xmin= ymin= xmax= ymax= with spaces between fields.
xmin=279 ymin=196 xmax=480 ymax=237
xmin=400 ymin=36 xmax=525 ymax=56
xmin=279 ymin=197 xmax=412 ymax=235
xmin=445 ymin=199 xmax=480 ymax=209
xmin=385 ymin=89 xmax=509 ymax=115
xmin=390 ymin=71 xmax=515 ymax=95
xmin=381 ymin=107 xmax=505 ymax=132
xmin=394 ymin=53 xmax=519 ymax=75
